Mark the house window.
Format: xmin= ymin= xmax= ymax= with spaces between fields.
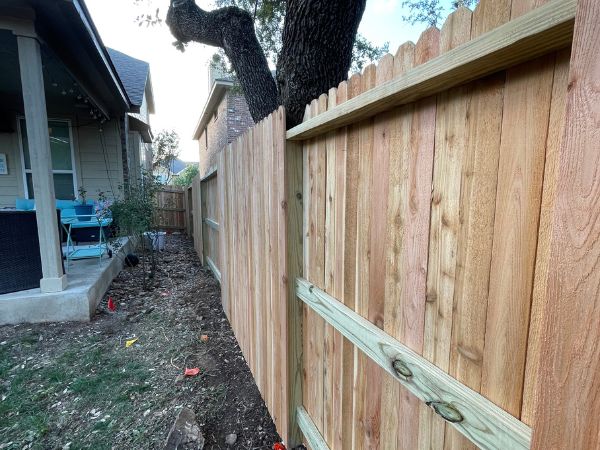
xmin=204 ymin=127 xmax=208 ymax=150
xmin=19 ymin=118 xmax=77 ymax=200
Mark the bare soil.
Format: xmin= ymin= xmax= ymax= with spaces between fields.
xmin=0 ymin=235 xmax=280 ymax=449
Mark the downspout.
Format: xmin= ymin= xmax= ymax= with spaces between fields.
xmin=118 ymin=113 xmax=130 ymax=194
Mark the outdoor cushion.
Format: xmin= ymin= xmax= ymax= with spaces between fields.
xmin=56 ymin=199 xmax=76 ymax=210
xmin=15 ymin=198 xmax=95 ymax=211
xmin=61 ymin=208 xmax=77 ymax=219
xmin=15 ymin=198 xmax=35 ymax=210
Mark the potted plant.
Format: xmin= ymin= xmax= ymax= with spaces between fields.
xmin=74 ymin=186 xmax=94 ymax=221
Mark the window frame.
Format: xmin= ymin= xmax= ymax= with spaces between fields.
xmin=17 ymin=117 xmax=78 ymax=200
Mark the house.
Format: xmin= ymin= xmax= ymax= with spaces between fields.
xmin=0 ymin=0 xmax=154 ymax=323
xmin=107 ymin=48 xmax=155 ymax=184
xmin=155 ymin=158 xmax=194 ymax=184
xmin=192 ymin=67 xmax=254 ymax=177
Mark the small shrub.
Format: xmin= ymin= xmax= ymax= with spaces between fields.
xmin=109 ymin=171 xmax=162 ymax=288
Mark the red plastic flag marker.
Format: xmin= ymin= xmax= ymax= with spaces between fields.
xmin=184 ymin=367 xmax=200 ymax=377
xmin=107 ymin=297 xmax=116 ymax=312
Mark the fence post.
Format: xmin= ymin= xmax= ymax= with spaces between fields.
xmin=285 ymin=139 xmax=304 ymax=445
xmin=218 ymin=151 xmax=228 ymax=315
xmin=183 ymin=185 xmax=190 ymax=236
xmin=196 ymin=176 xmax=204 ymax=265
xmin=532 ymin=0 xmax=600 ymax=447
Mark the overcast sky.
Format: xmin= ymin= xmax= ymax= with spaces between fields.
xmin=85 ymin=0 xmax=458 ymax=162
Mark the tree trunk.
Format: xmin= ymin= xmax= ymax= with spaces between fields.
xmin=277 ymin=0 xmax=367 ymax=127
xmin=166 ymin=0 xmax=367 ymax=128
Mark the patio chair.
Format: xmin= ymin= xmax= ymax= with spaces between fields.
xmin=60 ymin=212 xmax=112 ymax=270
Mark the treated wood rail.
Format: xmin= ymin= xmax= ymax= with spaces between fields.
xmin=286 ymin=0 xmax=575 ymax=140
xmin=296 ymin=278 xmax=532 ymax=450
xmin=203 ymin=218 xmax=219 ymax=231
xmin=206 ymin=256 xmax=221 ymax=283
xmin=297 ymin=406 xmax=329 ymax=450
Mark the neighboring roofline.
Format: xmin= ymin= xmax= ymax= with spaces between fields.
xmin=175 ymin=162 xmax=198 ymax=176
xmin=192 ymin=79 xmax=234 ymax=140
xmin=71 ymin=0 xmax=130 ymax=110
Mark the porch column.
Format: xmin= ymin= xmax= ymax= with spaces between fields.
xmin=17 ymin=35 xmax=67 ymax=293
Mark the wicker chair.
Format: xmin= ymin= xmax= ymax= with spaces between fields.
xmin=0 ymin=210 xmax=63 ymax=294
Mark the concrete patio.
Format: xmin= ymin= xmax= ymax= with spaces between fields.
xmin=0 ymin=238 xmax=132 ymax=325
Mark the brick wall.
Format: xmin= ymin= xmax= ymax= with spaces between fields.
xmin=227 ymin=92 xmax=254 ymax=144
xmin=198 ymin=90 xmax=255 ymax=178
xmin=198 ymin=95 xmax=228 ymax=178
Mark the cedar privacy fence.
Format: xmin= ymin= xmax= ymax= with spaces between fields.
xmin=154 ymin=186 xmax=185 ymax=232
xmin=185 ymin=0 xmax=600 ymax=448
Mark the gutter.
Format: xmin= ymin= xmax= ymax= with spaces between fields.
xmin=68 ymin=0 xmax=130 ymax=110
xmin=192 ymin=79 xmax=234 ymax=140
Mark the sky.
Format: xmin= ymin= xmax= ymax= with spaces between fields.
xmin=85 ymin=0 xmax=459 ymax=162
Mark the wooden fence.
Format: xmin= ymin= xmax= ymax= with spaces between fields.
xmin=188 ymin=0 xmax=600 ymax=448
xmin=155 ymin=186 xmax=185 ymax=232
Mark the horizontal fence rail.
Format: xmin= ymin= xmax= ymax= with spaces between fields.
xmin=286 ymin=0 xmax=575 ymax=140
xmin=297 ymin=406 xmax=328 ymax=450
xmin=203 ymin=218 xmax=219 ymax=231
xmin=296 ymin=278 xmax=531 ymax=450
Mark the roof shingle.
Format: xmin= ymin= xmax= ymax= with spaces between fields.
xmin=107 ymin=48 xmax=149 ymax=107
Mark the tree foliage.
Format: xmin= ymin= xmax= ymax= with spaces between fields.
xmin=133 ymin=1 xmax=386 ymax=126
xmin=351 ymin=34 xmax=389 ymax=74
xmin=152 ymin=129 xmax=180 ymax=183
xmin=210 ymin=0 xmax=388 ymax=75
xmin=173 ymin=164 xmax=199 ymax=187
xmin=402 ymin=0 xmax=479 ymax=27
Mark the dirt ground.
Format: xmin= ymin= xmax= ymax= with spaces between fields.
xmin=0 ymin=235 xmax=281 ymax=449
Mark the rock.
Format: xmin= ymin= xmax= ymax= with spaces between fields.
xmin=164 ymin=407 xmax=204 ymax=450
xmin=225 ymin=433 xmax=237 ymax=446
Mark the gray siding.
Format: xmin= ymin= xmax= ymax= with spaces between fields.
xmin=0 ymin=119 xmax=25 ymax=207
xmin=75 ymin=117 xmax=123 ymax=199
xmin=0 ymin=114 xmax=124 ymax=207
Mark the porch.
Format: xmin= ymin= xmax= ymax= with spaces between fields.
xmin=0 ymin=1 xmax=133 ymax=308
xmin=0 ymin=238 xmax=132 ymax=325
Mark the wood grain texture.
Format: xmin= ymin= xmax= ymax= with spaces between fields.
xmin=360 ymin=53 xmax=395 ymax=450
xmin=323 ymin=87 xmax=337 ymax=449
xmin=532 ymin=0 xmax=600 ymax=446
xmin=285 ymin=135 xmax=304 ymax=446
xmin=520 ymin=49 xmax=570 ymax=427
xmin=296 ymin=278 xmax=532 ymax=450
xmin=330 ymin=84 xmax=346 ymax=450
xmin=380 ymin=41 xmax=418 ymax=450
xmin=303 ymin=95 xmax=327 ymax=437
xmin=274 ymin=107 xmax=289 ymax=434
xmin=444 ymin=2 xmax=510 ymax=448
xmin=352 ymin=63 xmax=376 ymax=450
xmin=286 ymin=0 xmax=575 ymax=141
xmin=341 ymin=74 xmax=361 ymax=450
xmin=481 ymin=54 xmax=555 ymax=417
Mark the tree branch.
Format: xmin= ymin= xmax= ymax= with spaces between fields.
xmin=166 ymin=0 xmax=279 ymax=122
